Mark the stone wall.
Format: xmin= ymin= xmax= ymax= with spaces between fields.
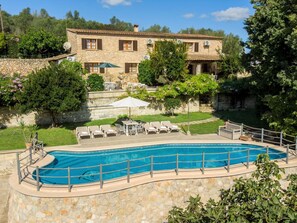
xmin=214 ymin=93 xmax=256 ymax=111
xmin=7 ymin=166 xmax=297 ymax=223
xmin=0 ymin=59 xmax=49 ymax=76
xmin=0 ymin=90 xmax=200 ymax=127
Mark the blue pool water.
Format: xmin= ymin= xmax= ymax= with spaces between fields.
xmin=35 ymin=144 xmax=285 ymax=185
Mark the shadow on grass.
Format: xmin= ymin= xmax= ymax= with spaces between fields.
xmin=212 ymin=109 xmax=268 ymax=128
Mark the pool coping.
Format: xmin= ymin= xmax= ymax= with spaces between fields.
xmin=9 ymin=139 xmax=297 ymax=198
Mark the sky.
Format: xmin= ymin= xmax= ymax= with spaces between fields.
xmin=0 ymin=0 xmax=254 ymax=40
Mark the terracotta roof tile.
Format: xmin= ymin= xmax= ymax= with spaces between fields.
xmin=67 ymin=28 xmax=223 ymax=40
xmin=47 ymin=53 xmax=77 ymax=61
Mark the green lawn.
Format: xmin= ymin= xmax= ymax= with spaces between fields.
xmin=0 ymin=127 xmax=77 ymax=150
xmin=0 ymin=127 xmax=27 ymax=150
xmin=183 ymin=120 xmax=225 ymax=135
xmin=37 ymin=127 xmax=77 ymax=147
xmin=133 ymin=112 xmax=212 ymax=123
xmin=0 ymin=110 xmax=263 ymax=151
xmin=214 ymin=109 xmax=268 ymax=128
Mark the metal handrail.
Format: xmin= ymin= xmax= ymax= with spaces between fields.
xmin=16 ymin=123 xmax=296 ymax=192
xmin=23 ymin=147 xmax=288 ymax=192
xmin=228 ymin=121 xmax=297 ymax=147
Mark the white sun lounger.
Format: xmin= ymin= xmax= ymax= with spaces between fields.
xmin=143 ymin=123 xmax=157 ymax=134
xmin=76 ymin=126 xmax=91 ymax=139
xmin=100 ymin=125 xmax=117 ymax=137
xmin=88 ymin=126 xmax=105 ymax=138
xmin=161 ymin=121 xmax=180 ymax=132
xmin=150 ymin=121 xmax=169 ymax=133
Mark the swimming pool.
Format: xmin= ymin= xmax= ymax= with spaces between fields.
xmin=35 ymin=143 xmax=285 ymax=185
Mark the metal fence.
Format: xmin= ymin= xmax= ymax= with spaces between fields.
xmin=17 ymin=146 xmax=293 ymax=192
xmin=15 ymin=122 xmax=297 ymax=192
xmin=228 ymin=120 xmax=297 ymax=152
xmin=16 ymin=140 xmax=45 ymax=185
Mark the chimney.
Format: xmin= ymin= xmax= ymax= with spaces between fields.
xmin=133 ymin=24 xmax=139 ymax=32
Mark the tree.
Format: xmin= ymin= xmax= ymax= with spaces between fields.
xmin=143 ymin=24 xmax=171 ymax=33
xmin=87 ymin=74 xmax=104 ymax=91
xmin=19 ymin=63 xmax=86 ymax=126
xmin=109 ymin=16 xmax=133 ymax=31
xmin=65 ymin=11 xmax=73 ymax=20
xmin=168 ymin=154 xmax=297 ymax=222
xmin=131 ymin=74 xmax=218 ymax=108
xmin=39 ymin=9 xmax=49 ymax=18
xmin=164 ymin=98 xmax=181 ymax=116
xmin=244 ymin=0 xmax=297 ymax=134
xmin=179 ymin=27 xmax=225 ymax=37
xmin=14 ymin=8 xmax=33 ymax=34
xmin=138 ymin=59 xmax=157 ymax=86
xmin=0 ymin=33 xmax=5 ymax=50
xmin=59 ymin=60 xmax=86 ymax=75
xmin=18 ymin=29 xmax=65 ymax=58
xmin=219 ymin=34 xmax=244 ymax=78
xmin=149 ymin=40 xmax=188 ymax=85
xmin=1 ymin=10 xmax=14 ymax=33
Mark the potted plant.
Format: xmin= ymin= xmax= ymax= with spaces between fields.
xmin=19 ymin=121 xmax=37 ymax=149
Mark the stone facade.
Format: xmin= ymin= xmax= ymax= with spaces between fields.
xmin=7 ymin=166 xmax=297 ymax=223
xmin=0 ymin=59 xmax=49 ymax=76
xmin=67 ymin=28 xmax=223 ymax=83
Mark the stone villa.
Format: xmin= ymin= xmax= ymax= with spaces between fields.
xmin=66 ymin=25 xmax=222 ymax=83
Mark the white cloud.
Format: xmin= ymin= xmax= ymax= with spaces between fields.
xmin=199 ymin=14 xmax=208 ymax=19
xmin=212 ymin=7 xmax=249 ymax=21
xmin=183 ymin=13 xmax=195 ymax=19
xmin=101 ymin=0 xmax=131 ymax=7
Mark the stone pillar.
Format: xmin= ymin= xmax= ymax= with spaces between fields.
xmin=196 ymin=63 xmax=202 ymax=74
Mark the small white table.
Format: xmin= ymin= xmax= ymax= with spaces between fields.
xmin=122 ymin=121 xmax=139 ymax=136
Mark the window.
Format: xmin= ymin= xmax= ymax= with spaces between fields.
xmin=84 ymin=63 xmax=105 ymax=73
xmin=185 ymin=42 xmax=194 ymax=52
xmin=123 ymin=41 xmax=132 ymax=51
xmin=82 ymin=39 xmax=102 ymax=50
xmin=125 ymin=63 xmax=138 ymax=73
xmin=119 ymin=40 xmax=138 ymax=51
xmin=185 ymin=42 xmax=199 ymax=52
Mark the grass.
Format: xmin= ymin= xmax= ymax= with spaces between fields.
xmin=133 ymin=112 xmax=212 ymax=123
xmin=0 ymin=110 xmax=263 ymax=151
xmin=0 ymin=127 xmax=27 ymax=150
xmin=183 ymin=120 xmax=225 ymax=135
xmin=214 ymin=109 xmax=268 ymax=128
xmin=37 ymin=127 xmax=77 ymax=147
xmin=0 ymin=126 xmax=77 ymax=150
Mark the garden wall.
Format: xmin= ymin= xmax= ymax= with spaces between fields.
xmin=7 ymin=166 xmax=297 ymax=223
xmin=0 ymin=59 xmax=49 ymax=76
xmin=0 ymin=90 xmax=201 ymax=127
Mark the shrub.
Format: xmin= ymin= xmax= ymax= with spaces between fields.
xmin=0 ymin=73 xmax=24 ymax=107
xmin=19 ymin=63 xmax=86 ymax=126
xmin=168 ymin=154 xmax=297 ymax=222
xmin=138 ymin=59 xmax=156 ymax=86
xmin=87 ymin=74 xmax=104 ymax=91
xmin=164 ymin=97 xmax=181 ymax=116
